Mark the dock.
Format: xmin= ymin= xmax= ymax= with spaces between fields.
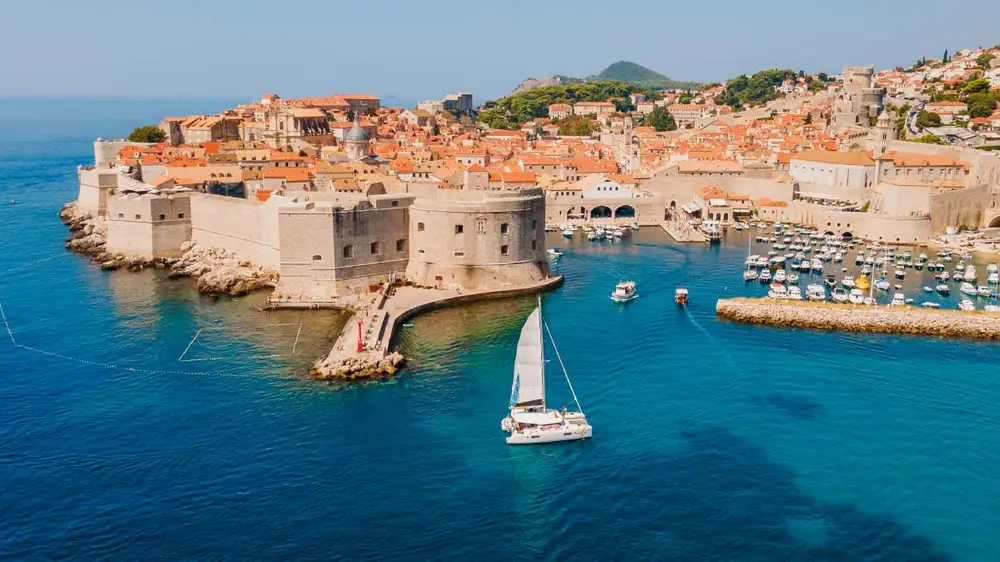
xmin=716 ymin=297 xmax=1000 ymax=340
xmin=660 ymin=221 xmax=707 ymax=243
xmin=311 ymin=276 xmax=565 ymax=380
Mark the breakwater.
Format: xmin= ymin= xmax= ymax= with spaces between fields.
xmin=310 ymin=276 xmax=565 ymax=381
xmin=716 ymin=298 xmax=1000 ymax=340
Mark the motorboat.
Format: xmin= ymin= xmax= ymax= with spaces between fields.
xmin=890 ymin=293 xmax=906 ymax=306
xmin=787 ymin=286 xmax=803 ymax=300
xmin=811 ymin=258 xmax=823 ymax=272
xmin=787 ymin=273 xmax=799 ymax=284
xmin=960 ymin=282 xmax=977 ymax=297
xmin=894 ymin=269 xmax=905 ymax=279
xmin=675 ymin=287 xmax=689 ymax=306
xmin=855 ymin=254 xmax=864 ymax=266
xmin=833 ymin=252 xmax=844 ymax=263
xmin=806 ymin=284 xmax=826 ymax=301
xmin=825 ymin=274 xmax=837 ymax=287
xmin=769 ymin=255 xmax=786 ymax=268
xmin=875 ymin=278 xmax=891 ymax=291
xmin=587 ymin=232 xmax=599 ymax=241
xmin=990 ymin=272 xmax=1000 ymax=285
xmin=935 ymin=284 xmax=950 ymax=295
xmin=848 ymin=288 xmax=865 ymax=304
xmin=921 ymin=302 xmax=941 ymax=309
xmin=956 ymin=263 xmax=966 ymax=272
xmin=610 ymin=281 xmax=638 ymax=303
xmin=964 ymin=265 xmax=977 ymax=283
xmin=952 ymin=271 xmax=964 ymax=281
xmin=767 ymin=283 xmax=789 ymax=299
xmin=743 ymin=268 xmax=758 ymax=282
xmin=841 ymin=275 xmax=856 ymax=289
xmin=985 ymin=304 xmax=1000 ymax=313
xmin=855 ymin=274 xmax=870 ymax=291
xmin=978 ymin=285 xmax=992 ymax=297
xmin=831 ymin=287 xmax=849 ymax=303
xmin=759 ymin=269 xmax=772 ymax=283
xmin=755 ymin=256 xmax=770 ymax=268
xmin=547 ymin=248 xmax=564 ymax=257
xmin=700 ymin=221 xmax=723 ymax=243
xmin=923 ymin=286 xmax=933 ymax=293
xmin=502 ymin=301 xmax=592 ymax=445
xmin=958 ymin=299 xmax=976 ymax=311
xmin=562 ymin=228 xmax=574 ymax=238
xmin=774 ymin=269 xmax=787 ymax=283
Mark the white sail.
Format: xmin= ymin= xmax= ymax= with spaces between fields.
xmin=510 ymin=307 xmax=545 ymax=409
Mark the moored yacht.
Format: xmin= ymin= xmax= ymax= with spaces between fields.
xmin=806 ymin=284 xmax=826 ymax=301
xmin=831 ymin=287 xmax=849 ymax=303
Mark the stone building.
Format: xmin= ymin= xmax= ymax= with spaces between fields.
xmin=831 ymin=66 xmax=884 ymax=131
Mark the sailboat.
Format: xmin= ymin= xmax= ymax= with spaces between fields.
xmin=501 ymin=301 xmax=592 ymax=445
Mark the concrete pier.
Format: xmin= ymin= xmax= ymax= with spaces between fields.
xmin=311 ymin=276 xmax=565 ymax=380
xmin=660 ymin=220 xmax=707 ymax=243
xmin=716 ymin=297 xmax=1000 ymax=340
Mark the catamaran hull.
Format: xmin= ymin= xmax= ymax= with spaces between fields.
xmin=505 ymin=425 xmax=592 ymax=445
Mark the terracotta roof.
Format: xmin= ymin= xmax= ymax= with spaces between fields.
xmin=790 ymin=149 xmax=874 ymax=166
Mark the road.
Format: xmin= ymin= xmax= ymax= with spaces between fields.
xmin=905 ymin=101 xmax=925 ymax=137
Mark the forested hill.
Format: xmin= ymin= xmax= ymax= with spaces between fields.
xmin=479 ymin=81 xmax=642 ymax=129
xmin=591 ymin=61 xmax=700 ymax=90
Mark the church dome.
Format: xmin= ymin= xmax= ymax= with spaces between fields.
xmin=346 ymin=117 xmax=369 ymax=143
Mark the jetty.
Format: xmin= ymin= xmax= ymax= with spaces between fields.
xmin=716 ymin=297 xmax=1000 ymax=340
xmin=310 ymin=276 xmax=565 ymax=380
xmin=660 ymin=220 xmax=707 ymax=243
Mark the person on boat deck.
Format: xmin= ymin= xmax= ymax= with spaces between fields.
xmin=561 ymin=406 xmax=567 ymax=418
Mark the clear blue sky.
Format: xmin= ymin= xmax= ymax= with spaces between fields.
xmin=1 ymin=0 xmax=997 ymax=102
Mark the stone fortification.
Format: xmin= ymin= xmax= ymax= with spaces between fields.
xmin=716 ymin=298 xmax=1000 ymax=340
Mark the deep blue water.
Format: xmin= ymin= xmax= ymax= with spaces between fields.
xmin=2 ymin=100 xmax=1000 ymax=560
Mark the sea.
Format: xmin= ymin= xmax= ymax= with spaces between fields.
xmin=1 ymin=99 xmax=999 ymax=561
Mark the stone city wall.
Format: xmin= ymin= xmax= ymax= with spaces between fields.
xmin=106 ymin=195 xmax=193 ymax=259
xmin=189 ymin=194 xmax=283 ymax=268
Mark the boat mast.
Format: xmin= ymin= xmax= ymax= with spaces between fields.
xmin=538 ymin=294 xmax=545 ymax=411
xmin=543 ymin=319 xmax=584 ymax=415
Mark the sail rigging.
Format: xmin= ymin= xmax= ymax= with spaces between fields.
xmin=511 ymin=307 xmax=545 ymax=409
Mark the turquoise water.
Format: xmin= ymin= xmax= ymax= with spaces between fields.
xmin=2 ymin=100 xmax=999 ymax=560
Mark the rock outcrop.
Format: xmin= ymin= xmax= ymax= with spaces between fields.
xmin=716 ymin=298 xmax=1000 ymax=340
xmin=310 ymin=351 xmax=406 ymax=381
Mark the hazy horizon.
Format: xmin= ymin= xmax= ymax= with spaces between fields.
xmin=2 ymin=0 xmax=998 ymax=102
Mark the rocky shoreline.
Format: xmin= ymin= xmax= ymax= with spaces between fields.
xmin=716 ymin=297 xmax=1000 ymax=340
xmin=60 ymin=202 xmax=278 ymax=296
xmin=310 ymin=351 xmax=406 ymax=381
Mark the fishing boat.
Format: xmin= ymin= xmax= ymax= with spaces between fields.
xmin=958 ymin=299 xmax=976 ymax=311
xmin=787 ymin=286 xmax=803 ymax=300
xmin=855 ymin=274 xmax=870 ymax=291
xmin=547 ymin=248 xmax=564 ymax=257
xmin=935 ymin=284 xmax=950 ymax=295
xmin=501 ymin=302 xmax=592 ymax=445
xmin=831 ymin=287 xmax=849 ymax=303
xmin=610 ymin=281 xmax=638 ymax=303
xmin=674 ymin=288 xmax=689 ymax=305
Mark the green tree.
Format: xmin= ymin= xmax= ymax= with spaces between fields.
xmin=127 ymin=125 xmax=166 ymax=143
xmin=804 ymin=113 xmax=813 ymax=125
xmin=431 ymin=123 xmax=441 ymax=136
xmin=970 ymin=102 xmax=996 ymax=118
xmin=912 ymin=134 xmax=947 ymax=145
xmin=963 ymin=78 xmax=991 ymax=94
xmin=678 ymin=92 xmax=693 ymax=104
xmin=943 ymin=49 xmax=949 ymax=63
xmin=817 ymin=72 xmax=829 ymax=82
xmin=556 ymin=115 xmax=597 ymax=136
xmin=297 ymin=149 xmax=307 ymax=157
xmin=976 ymin=53 xmax=993 ymax=69
xmin=346 ymin=109 xmax=356 ymax=122
xmin=646 ymin=105 xmax=677 ymax=132
xmin=915 ymin=110 xmax=942 ymax=129
xmin=478 ymin=108 xmax=514 ymax=130
xmin=364 ymin=106 xmax=377 ymax=116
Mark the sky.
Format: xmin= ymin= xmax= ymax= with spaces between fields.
xmin=1 ymin=0 xmax=998 ymax=103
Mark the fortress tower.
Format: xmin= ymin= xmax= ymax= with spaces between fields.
xmin=870 ymin=110 xmax=898 ymax=158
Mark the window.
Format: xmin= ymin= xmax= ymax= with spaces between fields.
xmin=391 ymin=200 xmax=399 ymax=207
xmin=178 ymin=213 xmax=185 ymax=219
xmin=118 ymin=213 xmax=124 ymax=219
xmin=500 ymin=223 xmax=509 ymax=234
xmin=343 ymin=245 xmax=354 ymax=258
xmin=312 ymin=254 xmax=322 ymax=261
xmin=454 ymin=251 xmax=465 ymax=257
xmin=135 ymin=214 xmax=141 ymax=220
xmin=532 ymin=220 xmax=537 ymax=230
xmin=371 ymin=241 xmax=380 ymax=255
xmin=396 ymin=239 xmax=405 ymax=252
xmin=418 ymin=249 xmax=425 ymax=254
xmin=501 ymin=244 xmax=509 ymax=255
xmin=158 ymin=214 xmax=166 ymax=221
xmin=455 ymin=224 xmax=464 ymax=234
xmin=532 ymin=240 xmax=537 ymax=250
xmin=418 ymin=222 xmax=425 ymax=232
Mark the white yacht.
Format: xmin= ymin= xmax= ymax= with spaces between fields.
xmin=848 ymin=288 xmax=865 ymax=304
xmin=810 ymin=258 xmax=823 ymax=272
xmin=978 ymin=285 xmax=992 ymax=297
xmin=841 ymin=275 xmax=856 ymax=289
xmin=774 ymin=269 xmax=787 ymax=283
xmin=700 ymin=220 xmax=723 ymax=243
xmin=890 ymin=293 xmax=906 ymax=306
xmin=502 ymin=303 xmax=592 ymax=445
xmin=989 ymin=271 xmax=1000 ymax=285
xmin=787 ymin=286 xmax=803 ymax=300
xmin=875 ymin=278 xmax=891 ymax=291
xmin=806 ymin=284 xmax=826 ymax=301
xmin=831 ymin=287 xmax=849 ymax=303
xmin=935 ymin=284 xmax=950 ymax=295
xmin=610 ymin=281 xmax=638 ymax=303
xmin=964 ymin=265 xmax=977 ymax=283
xmin=743 ymin=268 xmax=759 ymax=282
xmin=546 ymin=248 xmax=563 ymax=257
xmin=787 ymin=273 xmax=799 ymax=284
xmin=768 ymin=283 xmax=789 ymax=299
xmin=759 ymin=269 xmax=772 ymax=283
xmin=562 ymin=228 xmax=574 ymax=238
xmin=960 ymin=282 xmax=977 ymax=297
xmin=958 ymin=299 xmax=976 ymax=312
